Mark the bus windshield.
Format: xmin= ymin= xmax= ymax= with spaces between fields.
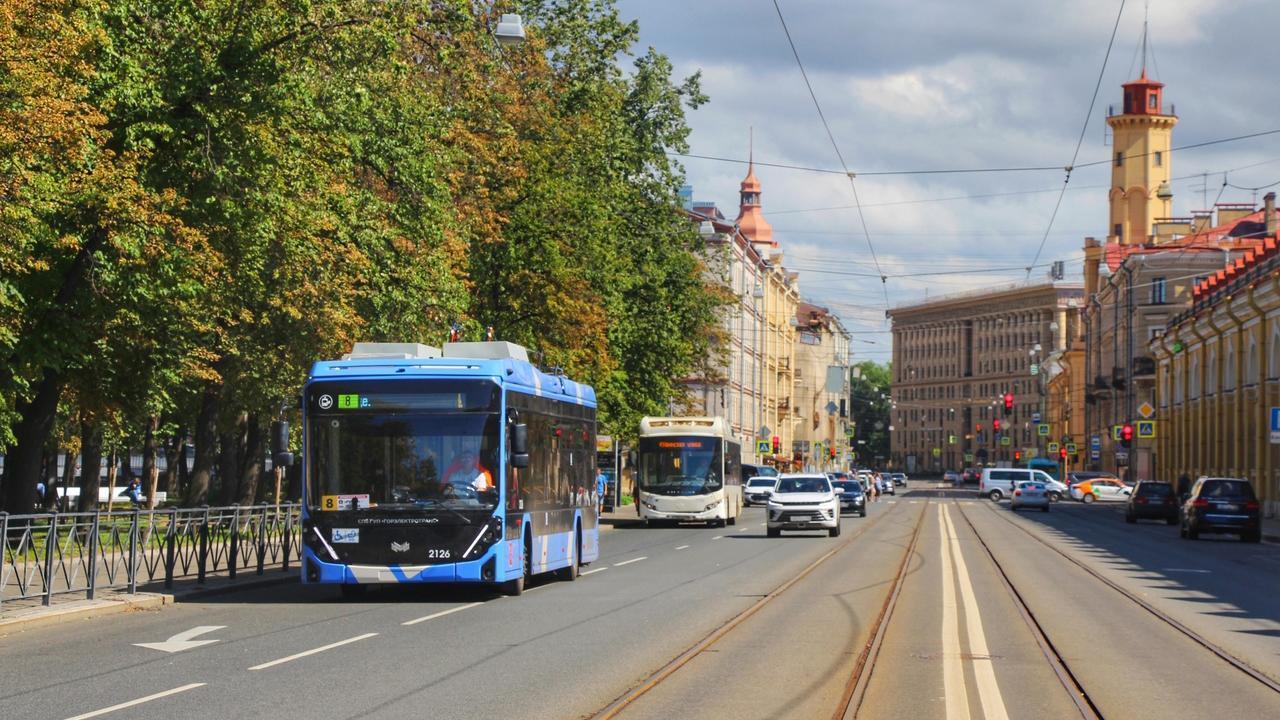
xmin=309 ymin=412 xmax=500 ymax=511
xmin=638 ymin=436 xmax=723 ymax=496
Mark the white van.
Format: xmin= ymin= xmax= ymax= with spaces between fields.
xmin=980 ymin=468 xmax=1056 ymax=501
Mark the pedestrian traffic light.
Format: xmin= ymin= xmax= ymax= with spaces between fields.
xmin=1121 ymin=424 xmax=1133 ymax=448
xmin=993 ymin=419 xmax=1001 ymax=432
xmin=771 ymin=435 xmax=780 ymax=454
xmin=1059 ymin=446 xmax=1068 ymax=460
xmin=1003 ymin=393 xmax=1014 ymax=415
xmin=829 ymin=446 xmax=836 ymax=459
xmin=1014 ymin=451 xmax=1021 ymax=461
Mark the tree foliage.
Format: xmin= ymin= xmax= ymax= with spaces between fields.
xmin=0 ymin=0 xmax=724 ymax=509
xmin=850 ymin=361 xmax=892 ymax=466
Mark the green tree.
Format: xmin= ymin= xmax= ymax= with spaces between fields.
xmin=850 ymin=361 xmax=891 ymax=466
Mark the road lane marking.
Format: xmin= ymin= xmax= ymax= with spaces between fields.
xmin=711 ymin=535 xmax=724 ymax=540
xmin=249 ymin=633 xmax=378 ymax=670
xmin=582 ymin=567 xmax=608 ymax=576
xmin=675 ymin=545 xmax=691 ymax=550
xmin=64 ymin=683 xmax=205 ymax=720
xmin=403 ymin=602 xmax=484 ymax=626
xmin=738 ymin=527 xmax=749 ymax=532
xmin=1162 ymin=568 xmax=1211 ymax=574
xmin=939 ymin=506 xmax=971 ymax=720
xmin=133 ymin=625 xmax=225 ymax=653
xmin=613 ymin=556 xmax=647 ymax=567
xmin=942 ymin=505 xmax=1010 ymax=720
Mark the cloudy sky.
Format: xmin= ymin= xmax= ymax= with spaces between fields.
xmin=614 ymin=0 xmax=1280 ymax=361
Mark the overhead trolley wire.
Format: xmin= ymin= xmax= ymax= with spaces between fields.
xmin=769 ymin=0 xmax=889 ymax=309
xmin=1026 ymin=0 xmax=1128 ymax=279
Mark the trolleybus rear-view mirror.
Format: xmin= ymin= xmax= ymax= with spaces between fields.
xmin=511 ymin=423 xmax=530 ymax=468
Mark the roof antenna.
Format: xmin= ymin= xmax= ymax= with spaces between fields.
xmin=1141 ymin=0 xmax=1150 ymax=77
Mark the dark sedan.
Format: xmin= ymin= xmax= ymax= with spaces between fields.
xmin=1125 ymin=481 xmax=1178 ymax=524
xmin=1180 ymin=477 xmax=1262 ymax=542
xmin=833 ymin=480 xmax=866 ymax=517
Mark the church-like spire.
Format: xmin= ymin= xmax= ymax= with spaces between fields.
xmin=736 ymin=129 xmax=774 ymax=247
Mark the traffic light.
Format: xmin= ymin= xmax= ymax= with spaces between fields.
xmin=976 ymin=423 xmax=983 ymax=433
xmin=1003 ymin=393 xmax=1014 ymax=416
xmin=993 ymin=419 xmax=1001 ymax=432
xmin=771 ymin=435 xmax=780 ymax=454
xmin=1059 ymin=446 xmax=1068 ymax=460
xmin=1014 ymin=450 xmax=1021 ymax=461
xmin=1121 ymin=424 xmax=1133 ymax=448
xmin=829 ymin=446 xmax=836 ymax=459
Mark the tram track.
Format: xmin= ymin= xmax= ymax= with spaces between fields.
xmin=967 ymin=499 xmax=1280 ymax=702
xmin=590 ymin=501 xmax=925 ymax=720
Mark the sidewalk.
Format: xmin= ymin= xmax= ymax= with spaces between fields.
xmin=0 ymin=565 xmax=296 ymax=635
xmin=1263 ymin=514 xmax=1280 ymax=544
xmin=599 ymin=503 xmax=644 ymax=531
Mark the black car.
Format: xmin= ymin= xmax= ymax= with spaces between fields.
xmin=1125 ymin=481 xmax=1178 ymax=524
xmin=1180 ymin=477 xmax=1262 ymax=542
xmin=832 ymin=480 xmax=866 ymax=517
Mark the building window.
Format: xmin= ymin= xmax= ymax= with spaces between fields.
xmin=1114 ymin=223 xmax=1123 ymax=240
xmin=1151 ymin=277 xmax=1166 ymax=304
xmin=1149 ymin=94 xmax=1158 ymax=110
xmin=1206 ymin=350 xmax=1216 ymax=395
xmin=1225 ymin=342 xmax=1236 ymax=390
xmin=1247 ymin=341 xmax=1259 ymax=385
xmin=1115 ymin=152 xmax=1123 ymax=167
xmin=1190 ymin=357 xmax=1200 ymax=399
xmin=1154 ymin=150 xmax=1163 ymax=166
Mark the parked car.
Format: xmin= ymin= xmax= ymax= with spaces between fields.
xmin=943 ymin=470 xmax=962 ymax=486
xmin=1180 ymin=477 xmax=1261 ymax=542
xmin=1010 ymin=481 xmax=1050 ymax=512
xmin=891 ymin=472 xmax=908 ymax=487
xmin=879 ymin=474 xmax=895 ymax=495
xmin=743 ymin=476 xmax=779 ymax=506
xmin=1125 ymin=481 xmax=1178 ymax=524
xmin=832 ymin=480 xmax=866 ymax=517
xmin=1071 ymin=478 xmax=1131 ymax=503
xmin=962 ymin=467 xmax=982 ymax=484
xmin=767 ymin=474 xmax=841 ymax=537
xmin=980 ymin=468 xmax=1056 ymax=501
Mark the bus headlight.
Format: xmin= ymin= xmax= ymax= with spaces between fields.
xmin=643 ymin=501 xmax=657 ymax=510
xmin=703 ymin=499 xmax=722 ymax=512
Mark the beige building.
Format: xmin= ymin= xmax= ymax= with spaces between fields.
xmin=888 ymin=283 xmax=1082 ymax=474
xmin=791 ymin=303 xmax=852 ymax=470
xmin=1154 ymin=194 xmax=1279 ymax=515
xmin=685 ymin=162 xmax=800 ymax=466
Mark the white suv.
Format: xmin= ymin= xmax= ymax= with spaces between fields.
xmin=767 ymin=474 xmax=841 ymax=537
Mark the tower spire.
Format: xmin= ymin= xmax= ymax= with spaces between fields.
xmin=1140 ymin=0 xmax=1149 ymax=77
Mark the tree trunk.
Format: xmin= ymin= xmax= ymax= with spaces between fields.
xmin=142 ymin=415 xmax=159 ymax=510
xmin=218 ymin=424 xmax=241 ymax=506
xmin=237 ymin=414 xmax=264 ymax=505
xmin=186 ymin=383 xmax=220 ymax=506
xmin=1 ymin=369 xmax=64 ymax=513
xmin=78 ymin=418 xmax=103 ymax=512
xmin=162 ymin=428 xmax=185 ymax=498
xmin=105 ymin=449 xmax=118 ymax=512
xmin=57 ymin=447 xmax=76 ymax=511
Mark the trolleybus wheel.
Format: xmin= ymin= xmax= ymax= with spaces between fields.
xmin=504 ymin=534 xmax=532 ymax=596
xmin=559 ymin=525 xmax=581 ymax=581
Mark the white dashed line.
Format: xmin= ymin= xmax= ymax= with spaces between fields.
xmin=613 ymin=556 xmax=648 ymax=567
xmin=675 ymin=545 xmax=691 ymax=550
xmin=249 ymin=633 xmax=378 ymax=670
xmin=403 ymin=602 xmax=484 ymax=626
xmin=738 ymin=527 xmax=749 ymax=533
xmin=64 ymin=684 xmax=206 ymax=720
xmin=582 ymin=567 xmax=608 ymax=576
xmin=711 ymin=535 xmax=724 ymax=540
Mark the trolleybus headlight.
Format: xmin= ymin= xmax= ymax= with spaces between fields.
xmin=643 ymin=501 xmax=657 ymax=510
xmin=703 ymin=499 xmax=721 ymax=512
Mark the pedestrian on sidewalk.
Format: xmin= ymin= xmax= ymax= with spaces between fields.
xmin=125 ymin=477 xmax=143 ymax=510
xmin=596 ymin=470 xmax=607 ymax=516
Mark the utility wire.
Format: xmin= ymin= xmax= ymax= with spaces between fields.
xmin=769 ymin=0 xmax=889 ymax=308
xmin=1027 ymin=0 xmax=1128 ymax=279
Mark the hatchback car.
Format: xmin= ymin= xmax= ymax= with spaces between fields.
xmin=743 ymin=476 xmax=778 ymax=507
xmin=1010 ymin=481 xmax=1050 ymax=512
xmin=832 ymin=480 xmax=866 ymax=517
xmin=879 ymin=475 xmax=895 ymax=495
xmin=942 ymin=470 xmax=962 ymax=486
xmin=1125 ymin=481 xmax=1178 ymax=524
xmin=767 ymin=474 xmax=841 ymax=537
xmin=1180 ymin=477 xmax=1262 ymax=542
xmin=891 ymin=473 xmax=908 ymax=487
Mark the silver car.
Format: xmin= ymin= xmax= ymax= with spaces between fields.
xmin=743 ymin=476 xmax=778 ymax=507
xmin=1010 ymin=481 xmax=1050 ymax=512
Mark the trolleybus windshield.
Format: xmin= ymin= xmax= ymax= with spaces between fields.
xmin=638 ymin=436 xmax=723 ymax=496
xmin=307 ymin=380 xmax=501 ymax=512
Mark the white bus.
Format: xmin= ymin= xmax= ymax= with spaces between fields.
xmin=635 ymin=417 xmax=742 ymax=527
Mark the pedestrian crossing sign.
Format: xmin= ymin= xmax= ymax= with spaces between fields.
xmin=1112 ymin=425 xmax=1123 ymax=441
xmin=756 ymin=440 xmax=770 ymax=454
xmin=1000 ymin=436 xmax=1011 ymax=446
xmin=1137 ymin=421 xmax=1156 ymax=439
xmin=1037 ymin=424 xmax=1050 ymax=436
xmin=1047 ymin=442 xmax=1060 ymax=454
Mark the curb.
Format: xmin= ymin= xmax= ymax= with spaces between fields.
xmin=0 ymin=572 xmax=297 ymax=634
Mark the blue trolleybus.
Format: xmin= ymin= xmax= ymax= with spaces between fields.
xmin=301 ymin=341 xmax=600 ymax=597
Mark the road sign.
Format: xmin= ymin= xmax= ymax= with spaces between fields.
xmin=1272 ymin=408 xmax=1280 ymax=444
xmin=1090 ymin=449 xmax=1101 ymax=461
xmin=1037 ymin=424 xmax=1050 ymax=436
xmin=756 ymin=440 xmax=770 ymax=454
xmin=759 ymin=425 xmax=772 ymax=439
xmin=1030 ymin=363 xmax=1039 ymax=376
xmin=1136 ymin=420 xmax=1156 ymax=439
xmin=963 ymin=453 xmax=974 ymax=463
xmin=1065 ymin=443 xmax=1078 ymax=455
xmin=932 ymin=447 xmax=941 ymax=457
xmin=1090 ymin=435 xmax=1102 ymax=450
xmin=1138 ymin=402 xmax=1155 ymax=419
xmin=1115 ymin=450 xmax=1129 ymax=465
xmin=1000 ymin=436 xmax=1012 ymax=446
xmin=1112 ymin=425 xmax=1123 ymax=441
xmin=1047 ymin=442 xmax=1060 ymax=454
xmin=1032 ymin=412 xmax=1041 ymax=424
xmin=948 ymin=434 xmax=958 ymax=445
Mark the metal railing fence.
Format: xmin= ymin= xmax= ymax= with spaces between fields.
xmin=1 ymin=503 xmax=300 ymax=608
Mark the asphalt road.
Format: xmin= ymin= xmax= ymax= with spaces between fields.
xmin=2 ymin=483 xmax=1278 ymax=720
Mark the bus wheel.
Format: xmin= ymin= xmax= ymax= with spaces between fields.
xmin=504 ymin=535 xmax=531 ymax=596
xmin=559 ymin=526 xmax=581 ymax=581
xmin=727 ymin=513 xmax=737 ymax=526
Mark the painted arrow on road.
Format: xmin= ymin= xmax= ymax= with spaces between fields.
xmin=133 ymin=626 xmax=226 ymax=653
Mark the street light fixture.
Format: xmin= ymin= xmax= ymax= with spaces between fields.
xmin=494 ymin=14 xmax=527 ymax=48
